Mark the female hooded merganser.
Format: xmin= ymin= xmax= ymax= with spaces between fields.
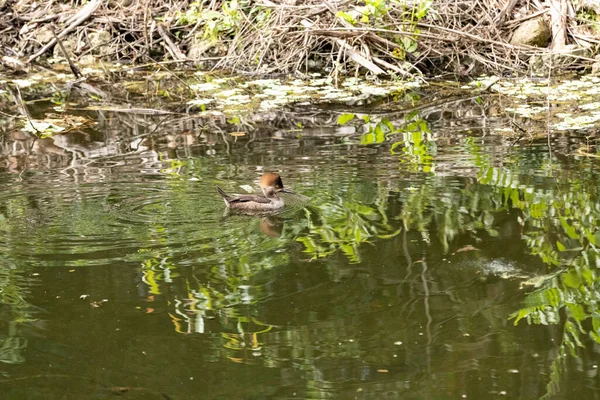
xmin=216 ymin=172 xmax=293 ymax=211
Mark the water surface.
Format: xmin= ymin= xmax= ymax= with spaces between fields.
xmin=1 ymin=83 xmax=600 ymax=399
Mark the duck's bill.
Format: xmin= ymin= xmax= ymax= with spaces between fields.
xmin=279 ymin=187 xmax=294 ymax=194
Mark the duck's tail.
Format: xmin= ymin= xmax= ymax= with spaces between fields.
xmin=216 ymin=186 xmax=231 ymax=207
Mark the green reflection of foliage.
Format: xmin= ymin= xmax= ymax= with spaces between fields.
xmin=390 ymin=111 xmax=435 ymax=172
xmin=509 ymin=250 xmax=599 ymax=399
xmin=345 ymin=111 xmax=435 ymax=172
xmin=220 ymin=318 xmax=274 ymax=364
xmin=297 ymin=193 xmax=401 ymax=263
xmin=134 ymin=222 xmax=289 ymax=337
xmin=0 ymin=264 xmax=36 ymax=364
xmin=360 ymin=119 xmax=393 ymax=145
xmin=398 ymin=176 xmax=506 ymax=253
xmin=0 ymin=200 xmax=42 ymax=365
xmin=475 ymin=162 xmax=600 ymax=398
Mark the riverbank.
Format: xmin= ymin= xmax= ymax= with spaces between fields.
xmin=2 ymin=0 xmax=599 ymax=78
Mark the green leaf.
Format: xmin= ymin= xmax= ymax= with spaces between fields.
xmin=337 ymin=113 xmax=355 ymax=125
xmin=360 ymin=133 xmax=374 ymax=145
xmin=227 ymin=116 xmax=241 ymax=125
xmin=380 ymin=118 xmax=394 ymax=132
xmin=562 ymin=270 xmax=581 ymax=288
xmin=336 ymin=11 xmax=356 ymax=25
xmin=511 ymin=308 xmax=531 ymax=325
xmin=390 ymin=141 xmax=404 ymax=154
xmin=567 ymin=303 xmax=586 ymax=322
xmin=416 ymin=0 xmax=432 ymax=19
xmin=590 ymin=330 xmax=600 ymax=344
xmin=401 ymin=37 xmax=418 ymax=53
xmin=374 ymin=124 xmax=385 ymax=143
xmin=586 ymin=231 xmax=597 ymax=246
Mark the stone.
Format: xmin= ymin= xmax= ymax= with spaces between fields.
xmin=88 ymin=30 xmax=113 ymax=56
xmin=37 ymin=27 xmax=54 ymax=44
xmin=78 ymin=54 xmax=96 ymax=65
xmin=187 ymin=36 xmax=214 ymax=60
xmin=52 ymin=36 xmax=78 ymax=59
xmin=510 ymin=18 xmax=551 ymax=47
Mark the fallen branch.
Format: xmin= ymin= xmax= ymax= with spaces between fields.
xmin=71 ymin=106 xmax=179 ymax=115
xmin=157 ymin=24 xmax=187 ymax=61
xmin=303 ymin=26 xmax=457 ymax=43
xmin=496 ymin=0 xmax=519 ymax=28
xmin=504 ymin=9 xmax=549 ymax=30
xmin=372 ymin=56 xmax=407 ymax=76
xmin=301 ymin=19 xmax=385 ymax=75
xmin=549 ymin=0 xmax=568 ymax=51
xmin=51 ymin=26 xmax=82 ymax=79
xmin=26 ymin=0 xmax=103 ymax=64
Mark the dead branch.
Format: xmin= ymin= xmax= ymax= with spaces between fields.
xmin=51 ymin=26 xmax=83 ymax=79
xmin=25 ymin=0 xmax=103 ymax=64
xmin=157 ymin=24 xmax=187 ymax=61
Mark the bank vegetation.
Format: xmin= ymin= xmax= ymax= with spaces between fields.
xmin=0 ymin=0 xmax=599 ymax=79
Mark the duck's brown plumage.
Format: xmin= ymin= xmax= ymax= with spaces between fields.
xmin=217 ymin=173 xmax=291 ymax=211
xmin=216 ymin=187 xmax=272 ymax=205
xmin=259 ymin=172 xmax=285 ymax=192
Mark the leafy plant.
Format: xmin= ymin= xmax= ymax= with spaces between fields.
xmin=176 ymin=1 xmax=245 ymax=42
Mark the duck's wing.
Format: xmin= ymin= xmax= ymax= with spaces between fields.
xmin=228 ymin=194 xmax=272 ymax=204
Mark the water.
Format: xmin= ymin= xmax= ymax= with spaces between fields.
xmin=1 ymin=90 xmax=600 ymax=399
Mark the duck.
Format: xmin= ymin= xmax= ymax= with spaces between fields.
xmin=216 ymin=172 xmax=293 ymax=211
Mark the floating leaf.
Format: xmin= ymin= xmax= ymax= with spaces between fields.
xmin=22 ymin=120 xmax=66 ymax=136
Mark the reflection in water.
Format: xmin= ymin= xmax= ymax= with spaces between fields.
xmin=0 ymin=94 xmax=600 ymax=399
xmin=260 ymin=217 xmax=284 ymax=238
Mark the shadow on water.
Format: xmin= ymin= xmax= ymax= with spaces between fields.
xmin=1 ymin=79 xmax=600 ymax=399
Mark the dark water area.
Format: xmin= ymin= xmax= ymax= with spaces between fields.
xmin=1 ymin=86 xmax=600 ymax=399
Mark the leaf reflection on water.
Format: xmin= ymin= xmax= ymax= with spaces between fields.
xmin=1 ymin=76 xmax=600 ymax=398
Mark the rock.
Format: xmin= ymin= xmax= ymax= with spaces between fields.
xmin=37 ymin=27 xmax=54 ymax=45
xmin=88 ymin=30 xmax=113 ymax=57
xmin=52 ymin=30 xmax=113 ymax=63
xmin=187 ymin=36 xmax=214 ymax=60
xmin=510 ymin=17 xmax=551 ymax=47
xmin=52 ymin=36 xmax=78 ymax=59
xmin=108 ymin=0 xmax=133 ymax=7
xmin=0 ymin=56 xmax=29 ymax=74
xmin=78 ymin=54 xmax=96 ymax=65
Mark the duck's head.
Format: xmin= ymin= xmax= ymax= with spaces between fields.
xmin=259 ymin=172 xmax=293 ymax=197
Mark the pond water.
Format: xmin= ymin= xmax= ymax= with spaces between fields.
xmin=1 ymin=78 xmax=600 ymax=399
